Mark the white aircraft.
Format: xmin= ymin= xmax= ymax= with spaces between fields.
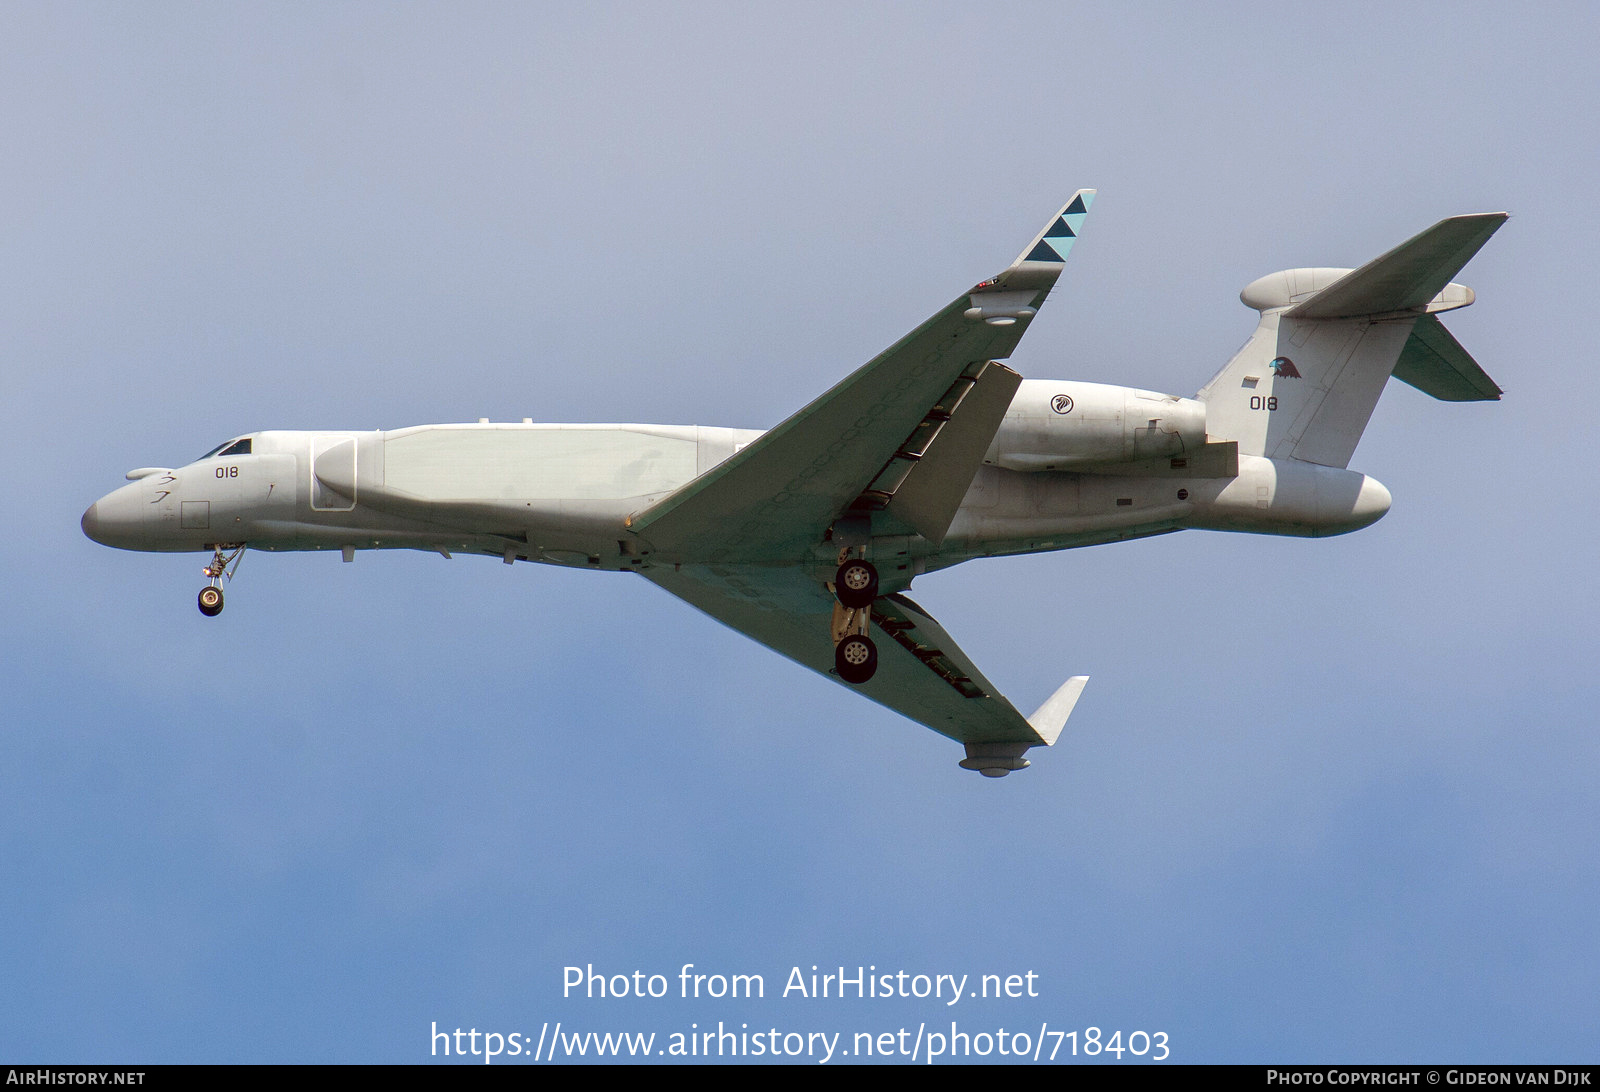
xmin=83 ymin=193 xmax=1505 ymax=776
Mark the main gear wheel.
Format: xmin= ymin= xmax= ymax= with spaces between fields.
xmin=834 ymin=559 xmax=878 ymax=608
xmin=834 ymin=633 xmax=878 ymax=684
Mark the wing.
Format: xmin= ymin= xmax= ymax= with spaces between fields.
xmin=625 ymin=190 xmax=1096 ymax=563
xmin=631 ymin=195 xmax=1098 ymax=774
xmin=641 ymin=562 xmax=1087 ymax=776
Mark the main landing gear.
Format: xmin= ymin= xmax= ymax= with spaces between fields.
xmin=831 ymin=556 xmax=880 ymax=684
xmin=198 ymin=544 xmax=245 ymax=617
xmin=834 ymin=632 xmax=878 ymax=684
xmin=835 ymin=558 xmax=878 ymax=608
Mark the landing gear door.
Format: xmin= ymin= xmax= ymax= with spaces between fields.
xmin=311 ymin=435 xmax=357 ymax=512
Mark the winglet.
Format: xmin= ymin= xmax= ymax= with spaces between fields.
xmin=963 ymin=190 xmax=1096 ymax=324
xmin=1026 ymin=675 xmax=1090 ymax=746
xmin=957 ymin=675 xmax=1089 ymax=778
xmin=1010 ymin=190 xmax=1096 ymax=269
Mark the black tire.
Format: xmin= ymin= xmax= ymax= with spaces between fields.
xmin=198 ymin=586 xmax=224 ymax=617
xmin=835 ymin=560 xmax=879 ymax=608
xmin=834 ymin=634 xmax=878 ymax=684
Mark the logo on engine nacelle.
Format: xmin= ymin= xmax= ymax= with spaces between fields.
xmin=1051 ymin=394 xmax=1074 ymax=414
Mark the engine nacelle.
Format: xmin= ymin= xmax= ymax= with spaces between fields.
xmin=984 ymin=380 xmax=1208 ymax=471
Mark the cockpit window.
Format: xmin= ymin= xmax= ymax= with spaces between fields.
xmin=196 ymin=437 xmax=251 ymax=460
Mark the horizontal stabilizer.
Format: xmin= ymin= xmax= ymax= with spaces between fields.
xmin=1391 ymin=314 xmax=1502 ymax=402
xmin=1286 ymin=213 xmax=1507 ymax=320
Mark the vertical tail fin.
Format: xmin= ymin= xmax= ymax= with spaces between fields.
xmin=1198 ymin=214 xmax=1506 ymax=468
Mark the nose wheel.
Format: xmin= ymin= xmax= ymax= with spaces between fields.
xmin=198 ymin=544 xmax=245 ymax=617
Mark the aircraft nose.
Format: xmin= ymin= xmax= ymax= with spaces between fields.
xmin=81 ymin=501 xmax=104 ymax=544
xmin=82 ymin=484 xmax=151 ymax=549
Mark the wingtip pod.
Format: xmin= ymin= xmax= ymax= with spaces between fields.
xmin=959 ymin=743 xmax=1032 ymax=777
xmin=958 ymin=675 xmax=1089 ymax=777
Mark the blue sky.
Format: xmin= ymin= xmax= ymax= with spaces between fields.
xmin=3 ymin=1 xmax=1595 ymax=1063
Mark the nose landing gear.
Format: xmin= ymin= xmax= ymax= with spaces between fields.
xmin=198 ymin=544 xmax=245 ymax=617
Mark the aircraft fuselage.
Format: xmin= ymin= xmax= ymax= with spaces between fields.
xmin=82 ymin=381 xmax=1392 ymax=579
